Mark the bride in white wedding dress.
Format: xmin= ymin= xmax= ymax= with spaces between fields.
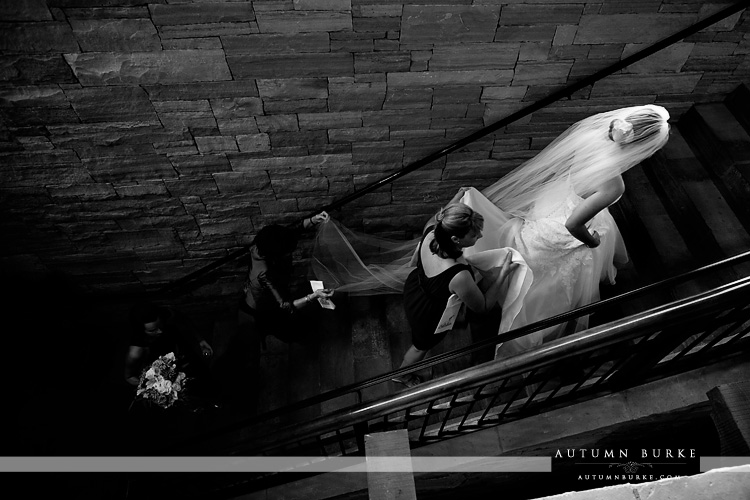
xmin=311 ymin=104 xmax=671 ymax=358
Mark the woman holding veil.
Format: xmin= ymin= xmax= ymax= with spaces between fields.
xmin=312 ymin=104 xmax=671 ymax=359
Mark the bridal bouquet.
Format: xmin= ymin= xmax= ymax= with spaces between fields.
xmin=136 ymin=352 xmax=187 ymax=409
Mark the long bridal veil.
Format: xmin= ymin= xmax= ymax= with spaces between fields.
xmin=310 ymin=104 xmax=671 ymax=332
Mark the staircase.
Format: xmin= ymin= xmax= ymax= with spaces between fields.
xmin=217 ymin=85 xmax=750 ymax=422
xmin=121 ymin=86 xmax=750 ymax=500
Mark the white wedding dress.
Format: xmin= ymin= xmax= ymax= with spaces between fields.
xmin=459 ymin=187 xmax=628 ymax=358
xmin=312 ymin=105 xmax=670 ymax=360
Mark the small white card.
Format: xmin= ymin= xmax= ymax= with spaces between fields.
xmin=310 ymin=280 xmax=336 ymax=310
xmin=434 ymin=294 xmax=462 ymax=334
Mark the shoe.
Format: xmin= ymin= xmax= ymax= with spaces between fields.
xmin=391 ymin=375 xmax=422 ymax=388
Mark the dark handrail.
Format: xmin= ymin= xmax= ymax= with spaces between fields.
xmin=170 ymin=248 xmax=750 ymax=448
xmin=195 ymin=274 xmax=750 ymax=454
xmin=152 ymin=1 xmax=750 ymax=298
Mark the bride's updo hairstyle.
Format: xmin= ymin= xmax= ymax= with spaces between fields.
xmin=481 ymin=104 xmax=671 ymax=217
xmin=609 ymin=108 xmax=669 ymax=146
xmin=430 ymin=203 xmax=484 ymax=260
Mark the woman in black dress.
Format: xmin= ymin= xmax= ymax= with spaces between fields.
xmin=393 ymin=201 xmax=517 ymax=387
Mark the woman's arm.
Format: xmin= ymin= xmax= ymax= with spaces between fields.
xmin=449 ymin=253 xmax=517 ymax=314
xmin=565 ymin=176 xmax=625 ymax=248
xmin=302 ymin=211 xmax=330 ymax=230
xmin=124 ymin=345 xmax=146 ymax=386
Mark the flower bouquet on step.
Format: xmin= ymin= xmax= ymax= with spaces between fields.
xmin=134 ymin=352 xmax=187 ymax=409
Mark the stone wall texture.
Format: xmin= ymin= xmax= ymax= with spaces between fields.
xmin=1 ymin=0 xmax=749 ymax=298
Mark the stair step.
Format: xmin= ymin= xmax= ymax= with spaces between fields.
xmin=621 ymin=167 xmax=695 ymax=275
xmin=725 ymin=84 xmax=750 ymax=138
xmin=678 ymin=104 xmax=750 ymax=238
xmin=662 ymin=129 xmax=750 ymax=275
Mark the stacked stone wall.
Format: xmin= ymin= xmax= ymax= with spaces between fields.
xmin=1 ymin=0 xmax=749 ymax=298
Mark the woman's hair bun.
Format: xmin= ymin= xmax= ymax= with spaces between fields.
xmin=436 ymin=207 xmax=446 ymax=223
xmin=610 ymin=118 xmax=635 ymax=144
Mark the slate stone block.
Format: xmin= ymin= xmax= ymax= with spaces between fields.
xmin=269 ymin=130 xmax=328 ymax=148
xmin=591 ymin=73 xmax=704 ymax=96
xmin=2 ymin=106 xmax=78 ymax=127
xmin=576 ymin=14 xmax=694 ymax=44
xmin=270 ymin=176 xmax=329 ymax=194
xmin=328 ymin=79 xmax=386 ymax=111
xmin=227 ymin=53 xmax=354 ymax=79
xmin=237 ymin=133 xmax=271 ymax=152
xmin=83 ymin=154 xmax=177 ymax=182
xmin=383 ymin=88 xmax=432 ymax=109
xmin=388 ymin=70 xmax=513 ymax=88
xmin=500 ymin=4 xmax=583 ymax=25
xmin=70 ymin=19 xmax=160 ymax=52
xmin=482 ymin=85 xmax=528 ymax=101
xmin=622 ymin=42 xmax=694 ymax=73
xmin=159 ymin=112 xmax=217 ymax=132
xmin=257 ymin=78 xmax=328 ymax=99
xmin=519 ymin=41 xmax=551 ymax=62
xmin=354 ymin=51 xmax=410 ymax=73
xmin=230 ymin=153 xmax=352 ymax=173
xmin=363 ymin=109 xmax=430 ymax=130
xmin=512 ymin=61 xmax=572 ymax=86
xmin=66 ymin=86 xmax=158 ymax=123
xmin=210 ymin=97 xmax=264 ymax=118
xmin=213 ymin=171 xmax=270 ymax=193
xmin=294 ymin=0 xmax=351 ymax=11
xmin=494 ymin=25 xmax=557 ymax=42
xmin=351 ymin=140 xmax=403 ymax=167
xmin=0 ymin=22 xmax=78 ymax=53
xmin=114 ymin=182 xmax=169 ymax=198
xmin=354 ymin=4 xmax=402 ymax=17
xmin=401 ymin=5 xmax=499 ymax=44
xmin=223 ymin=33 xmax=330 ymax=55
xmin=256 ymin=114 xmax=299 ymax=132
xmin=0 ymin=164 xmax=92 ymax=187
xmin=149 ymin=2 xmax=255 ymax=25
xmin=64 ymin=50 xmax=232 ymax=86
xmin=256 ymin=11 xmax=352 ymax=33
xmin=433 ymin=85 xmax=483 ymax=104
xmin=0 ymin=149 xmax=80 ymax=166
xmin=328 ymin=126 xmax=388 ymax=143
xmin=352 ymin=16 xmax=401 ymax=32
xmin=195 ymin=136 xmax=239 ymax=154
xmin=1 ymin=85 xmax=68 ymax=107
xmin=218 ymin=118 xmax=259 ymax=135
xmin=0 ymin=1 xmax=53 ymax=21
xmin=265 ymin=99 xmax=328 ymax=114
xmin=430 ymin=43 xmax=519 ymax=71
xmin=164 ymin=176 xmax=220 ymax=196
xmin=144 ymin=81 xmax=259 ymax=101
xmin=48 ymin=183 xmax=117 ymax=201
xmin=162 ymin=38 xmax=223 ymax=50
xmin=169 ymin=153 xmax=232 ymax=175
xmin=554 ymin=24 xmax=578 ymax=46
xmin=331 ymin=37 xmax=375 ymax=53
xmin=299 ymin=111 xmax=362 ymax=130
xmin=0 ymin=54 xmax=77 ymax=85
xmin=160 ymin=22 xmax=259 ymax=39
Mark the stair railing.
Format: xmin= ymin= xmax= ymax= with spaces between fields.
xmin=168 ymin=248 xmax=750 ymax=454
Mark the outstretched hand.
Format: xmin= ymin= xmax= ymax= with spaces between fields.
xmin=304 ymin=211 xmax=330 ymax=229
xmin=311 ymin=211 xmax=330 ymax=225
xmin=448 ymin=187 xmax=472 ymax=205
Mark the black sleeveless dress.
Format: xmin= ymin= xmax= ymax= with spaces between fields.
xmin=403 ymin=228 xmax=473 ymax=351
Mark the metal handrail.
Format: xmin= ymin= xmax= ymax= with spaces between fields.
xmin=152 ymin=1 xmax=750 ymax=298
xmin=221 ymin=274 xmax=750 ymax=454
xmin=171 ymin=249 xmax=750 ymax=449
